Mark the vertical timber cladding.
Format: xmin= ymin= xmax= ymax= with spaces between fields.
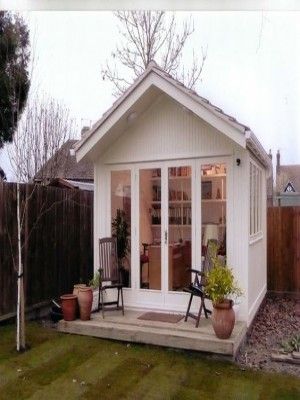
xmin=267 ymin=206 xmax=300 ymax=295
xmin=0 ymin=182 xmax=94 ymax=317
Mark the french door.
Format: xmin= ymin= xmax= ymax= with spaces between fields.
xmin=134 ymin=160 xmax=195 ymax=310
xmin=109 ymin=158 xmax=229 ymax=311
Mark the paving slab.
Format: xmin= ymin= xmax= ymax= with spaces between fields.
xmin=58 ymin=310 xmax=247 ymax=357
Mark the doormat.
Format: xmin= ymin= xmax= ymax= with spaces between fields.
xmin=138 ymin=312 xmax=184 ymax=323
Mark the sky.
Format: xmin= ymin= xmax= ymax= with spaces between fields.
xmin=1 ymin=10 xmax=300 ymax=179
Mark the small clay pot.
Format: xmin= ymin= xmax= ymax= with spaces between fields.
xmin=60 ymin=294 xmax=78 ymax=321
xmin=77 ymin=287 xmax=93 ymax=321
xmin=211 ymin=299 xmax=235 ymax=339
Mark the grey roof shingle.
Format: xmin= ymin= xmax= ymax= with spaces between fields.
xmin=35 ymin=139 xmax=93 ymax=181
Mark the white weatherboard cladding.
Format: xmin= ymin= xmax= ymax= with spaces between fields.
xmin=101 ymin=96 xmax=236 ymax=165
xmin=227 ymin=150 xmax=250 ymax=322
xmin=248 ymin=238 xmax=266 ymax=318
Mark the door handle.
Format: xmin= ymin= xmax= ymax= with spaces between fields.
xmin=164 ymin=230 xmax=168 ymax=245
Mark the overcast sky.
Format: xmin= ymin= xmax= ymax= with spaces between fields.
xmin=1 ymin=10 xmax=300 ymax=179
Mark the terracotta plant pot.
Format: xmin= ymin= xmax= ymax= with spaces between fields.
xmin=77 ymin=287 xmax=93 ymax=321
xmin=211 ymin=299 xmax=235 ymax=339
xmin=60 ymin=294 xmax=78 ymax=321
xmin=73 ymin=284 xmax=87 ymax=296
xmin=73 ymin=284 xmax=87 ymax=318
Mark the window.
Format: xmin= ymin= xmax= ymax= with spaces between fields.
xmin=250 ymin=161 xmax=262 ymax=236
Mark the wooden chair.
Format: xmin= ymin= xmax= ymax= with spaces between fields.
xmin=98 ymin=237 xmax=124 ymax=318
xmin=183 ymin=239 xmax=219 ymax=327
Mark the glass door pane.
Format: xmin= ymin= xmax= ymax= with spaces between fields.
xmin=168 ymin=166 xmax=192 ymax=291
xmin=201 ymin=163 xmax=227 ymax=262
xmin=139 ymin=168 xmax=162 ymax=290
xmin=111 ymin=170 xmax=131 ymax=287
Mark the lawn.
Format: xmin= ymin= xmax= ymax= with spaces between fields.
xmin=0 ymin=322 xmax=299 ymax=400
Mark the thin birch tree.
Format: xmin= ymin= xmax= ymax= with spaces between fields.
xmin=9 ymin=95 xmax=76 ymax=183
xmin=0 ymin=11 xmax=30 ymax=352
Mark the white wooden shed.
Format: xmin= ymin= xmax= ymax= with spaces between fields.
xmin=75 ymin=61 xmax=271 ymax=326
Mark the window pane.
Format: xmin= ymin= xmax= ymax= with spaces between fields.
xmin=201 ymin=163 xmax=227 ymax=262
xmin=168 ymin=166 xmax=192 ymax=291
xmin=140 ymin=169 xmax=161 ymax=290
xmin=111 ymin=170 xmax=131 ymax=287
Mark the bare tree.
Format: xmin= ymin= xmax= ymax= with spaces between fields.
xmin=9 ymin=95 xmax=77 ymax=183
xmin=102 ymin=11 xmax=207 ymax=96
xmin=6 ymin=93 xmax=76 ymax=352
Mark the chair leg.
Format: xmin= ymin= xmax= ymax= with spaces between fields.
xmin=117 ymin=287 xmax=120 ymax=307
xmin=100 ymin=289 xmax=105 ymax=319
xmin=120 ymin=288 xmax=124 ymax=316
xmin=202 ymin=298 xmax=209 ymax=319
xmin=185 ymin=293 xmax=193 ymax=322
xmin=196 ymin=301 xmax=203 ymax=328
xmin=98 ymin=285 xmax=100 ymax=311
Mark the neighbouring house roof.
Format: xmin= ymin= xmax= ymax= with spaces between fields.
xmin=35 ymin=139 xmax=93 ymax=182
xmin=65 ymin=179 xmax=94 ymax=191
xmin=277 ymin=165 xmax=300 ymax=193
xmin=74 ymin=60 xmax=271 ymax=169
xmin=47 ymin=177 xmax=94 ymax=191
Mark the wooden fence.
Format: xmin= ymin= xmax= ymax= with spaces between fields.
xmin=0 ymin=182 xmax=93 ymax=318
xmin=267 ymin=206 xmax=300 ymax=295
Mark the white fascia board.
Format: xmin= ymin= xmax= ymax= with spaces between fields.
xmin=245 ymin=130 xmax=271 ymax=170
xmin=151 ymin=74 xmax=246 ymax=148
xmin=76 ymin=71 xmax=246 ymax=161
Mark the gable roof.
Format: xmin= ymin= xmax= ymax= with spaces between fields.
xmin=75 ymin=61 xmax=270 ymax=168
xmin=277 ymin=165 xmax=300 ymax=193
xmin=35 ymin=139 xmax=93 ymax=182
xmin=284 ymin=181 xmax=296 ymax=193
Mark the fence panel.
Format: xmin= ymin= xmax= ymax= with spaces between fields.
xmin=267 ymin=206 xmax=300 ymax=295
xmin=0 ymin=182 xmax=93 ymax=317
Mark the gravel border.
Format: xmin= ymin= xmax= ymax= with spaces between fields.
xmin=237 ymin=295 xmax=300 ymax=377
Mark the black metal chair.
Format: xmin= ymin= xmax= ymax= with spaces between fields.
xmin=183 ymin=239 xmax=219 ymax=327
xmin=98 ymin=237 xmax=124 ymax=318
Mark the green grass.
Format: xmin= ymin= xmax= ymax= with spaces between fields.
xmin=0 ymin=323 xmax=299 ymax=400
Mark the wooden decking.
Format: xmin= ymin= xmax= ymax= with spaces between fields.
xmin=58 ymin=310 xmax=247 ymax=357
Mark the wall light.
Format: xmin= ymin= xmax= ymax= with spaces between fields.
xmin=127 ymin=111 xmax=138 ymax=123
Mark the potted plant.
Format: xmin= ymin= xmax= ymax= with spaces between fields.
xmin=112 ymin=209 xmax=130 ymax=287
xmin=204 ymin=256 xmax=242 ymax=339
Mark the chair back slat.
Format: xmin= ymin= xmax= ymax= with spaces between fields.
xmin=99 ymin=237 xmax=119 ymax=282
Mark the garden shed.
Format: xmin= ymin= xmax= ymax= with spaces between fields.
xmin=75 ymin=61 xmax=271 ymax=325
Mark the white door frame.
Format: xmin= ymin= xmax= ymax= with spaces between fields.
xmin=106 ymin=156 xmax=232 ymax=312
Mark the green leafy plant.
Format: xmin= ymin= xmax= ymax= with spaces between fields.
xmin=280 ymin=335 xmax=300 ymax=353
xmin=204 ymin=256 xmax=242 ymax=306
xmin=112 ymin=209 xmax=130 ymax=263
xmin=89 ymin=271 xmax=101 ymax=289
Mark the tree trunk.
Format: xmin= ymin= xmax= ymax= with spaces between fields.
xmin=16 ymin=181 xmax=26 ymax=351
